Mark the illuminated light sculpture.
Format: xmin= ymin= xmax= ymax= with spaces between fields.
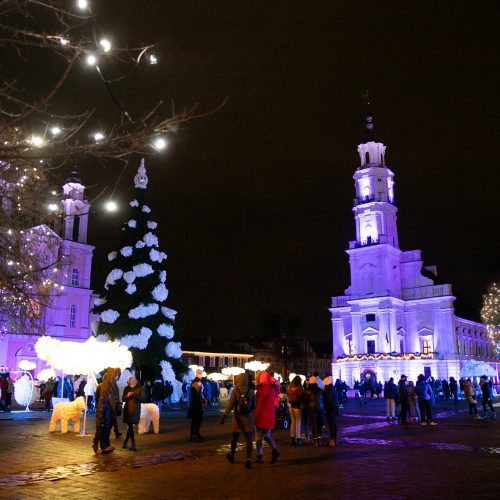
xmin=336 ymin=352 xmax=434 ymax=363
xmin=13 ymin=372 xmax=34 ymax=410
xmin=459 ymin=359 xmax=496 ymax=378
xmin=222 ymin=367 xmax=245 ymax=378
xmin=207 ymin=372 xmax=228 ymax=382
xmin=35 ymin=335 xmax=132 ymax=435
xmin=37 ymin=368 xmax=56 ymax=382
xmin=244 ymin=360 xmax=270 ymax=372
xmin=18 ymin=360 xmax=36 ymax=371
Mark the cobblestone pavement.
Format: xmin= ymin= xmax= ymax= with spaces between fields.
xmin=0 ymin=398 xmax=498 ymax=500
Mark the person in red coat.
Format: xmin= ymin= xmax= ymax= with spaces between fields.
xmin=254 ymin=371 xmax=280 ymax=464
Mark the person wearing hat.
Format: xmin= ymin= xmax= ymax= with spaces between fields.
xmin=479 ymin=375 xmax=496 ymax=420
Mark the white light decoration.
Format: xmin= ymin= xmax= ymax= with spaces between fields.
xmin=77 ymin=0 xmax=88 ymax=10
xmin=50 ymin=126 xmax=61 ymax=136
xmin=93 ymin=131 xmax=104 ymax=141
xmin=153 ymin=137 xmax=167 ymax=150
xmin=221 ymin=367 xmax=245 ymax=377
xmin=18 ymin=360 xmax=37 ymax=371
xmin=13 ymin=374 xmax=33 ymax=409
xmin=60 ymin=38 xmax=69 ymax=46
xmin=273 ymin=372 xmax=283 ymax=383
xmin=207 ymin=372 xmax=228 ymax=381
xmin=37 ymin=368 xmax=56 ymax=382
xmin=105 ymin=200 xmax=117 ymax=212
xmin=148 ymin=54 xmax=158 ymax=65
xmin=99 ymin=39 xmax=111 ymax=52
xmin=35 ymin=336 xmax=132 ymax=375
xmin=86 ymin=54 xmax=97 ymax=66
xmin=189 ymin=364 xmax=204 ymax=375
xmin=244 ymin=360 xmax=270 ymax=372
xmin=48 ymin=203 xmax=58 ymax=212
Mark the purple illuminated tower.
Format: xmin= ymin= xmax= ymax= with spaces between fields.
xmin=329 ymin=112 xmax=499 ymax=384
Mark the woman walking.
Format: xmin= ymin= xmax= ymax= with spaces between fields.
xmin=304 ymin=376 xmax=324 ymax=447
xmin=122 ymin=375 xmax=144 ymax=451
xmin=463 ymin=378 xmax=479 ymax=419
xmin=221 ymin=373 xmax=255 ymax=469
xmin=287 ymin=375 xmax=305 ymax=445
xmin=254 ymin=371 xmax=280 ymax=464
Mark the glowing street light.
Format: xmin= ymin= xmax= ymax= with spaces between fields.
xmin=100 ymin=39 xmax=111 ymax=52
xmin=93 ymin=132 xmax=105 ymax=142
xmin=30 ymin=135 xmax=44 ymax=147
xmin=153 ymin=137 xmax=167 ymax=151
xmin=105 ymin=200 xmax=118 ymax=212
xmin=48 ymin=203 xmax=59 ymax=212
xmin=50 ymin=126 xmax=61 ymax=136
xmin=86 ymin=54 xmax=97 ymax=66
xmin=77 ymin=0 xmax=88 ymax=10
xmin=148 ymin=54 xmax=158 ymax=65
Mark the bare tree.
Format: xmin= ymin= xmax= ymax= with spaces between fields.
xmin=0 ymin=0 xmax=225 ymax=332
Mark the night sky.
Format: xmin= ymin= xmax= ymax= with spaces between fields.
xmin=81 ymin=1 xmax=500 ymax=343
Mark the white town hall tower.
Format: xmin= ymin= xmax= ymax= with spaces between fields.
xmin=330 ymin=111 xmax=499 ymax=385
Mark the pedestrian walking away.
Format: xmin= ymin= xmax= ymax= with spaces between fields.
xmin=253 ymin=371 xmax=280 ymax=464
xmin=221 ymin=373 xmax=255 ymax=469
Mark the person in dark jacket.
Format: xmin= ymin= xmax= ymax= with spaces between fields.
xmin=304 ymin=376 xmax=324 ymax=446
xmin=398 ymin=375 xmax=410 ymax=424
xmin=449 ymin=377 xmax=458 ymax=405
xmin=480 ymin=376 xmax=496 ymax=420
xmin=384 ymin=378 xmax=398 ymax=420
xmin=188 ymin=370 xmax=205 ymax=442
xmin=323 ymin=376 xmax=339 ymax=446
xmin=122 ymin=375 xmax=145 ymax=451
xmin=93 ymin=368 xmax=117 ymax=454
xmin=221 ymin=373 xmax=255 ymax=469
xmin=416 ymin=374 xmax=436 ymax=425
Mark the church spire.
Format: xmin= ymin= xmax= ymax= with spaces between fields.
xmin=362 ymin=90 xmax=377 ymax=143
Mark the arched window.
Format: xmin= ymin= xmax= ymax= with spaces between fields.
xmin=71 ymin=268 xmax=80 ymax=286
xmin=69 ymin=304 xmax=77 ymax=328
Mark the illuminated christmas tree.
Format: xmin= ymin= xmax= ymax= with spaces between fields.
xmin=92 ymin=160 xmax=183 ymax=383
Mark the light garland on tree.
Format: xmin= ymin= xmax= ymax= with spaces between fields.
xmin=481 ymin=282 xmax=500 ymax=357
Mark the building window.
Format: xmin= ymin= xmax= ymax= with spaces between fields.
xmin=399 ymin=339 xmax=404 ymax=354
xmin=219 ymin=356 xmax=225 ymax=368
xmin=209 ymin=356 xmax=215 ymax=368
xmin=69 ymin=304 xmax=77 ymax=328
xmin=422 ymin=340 xmax=431 ymax=355
xmin=71 ymin=268 xmax=80 ymax=286
xmin=366 ymin=313 xmax=375 ymax=322
xmin=236 ymin=357 xmax=242 ymax=367
xmin=456 ymin=339 xmax=460 ymax=354
xmin=424 ymin=366 xmax=432 ymax=378
xmin=367 ymin=340 xmax=376 ymax=354
xmin=198 ymin=355 xmax=205 ymax=367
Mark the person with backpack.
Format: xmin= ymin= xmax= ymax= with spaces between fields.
xmin=221 ymin=373 xmax=255 ymax=469
xmin=416 ymin=374 xmax=437 ymax=425
xmin=304 ymin=376 xmax=324 ymax=447
xmin=254 ymin=371 xmax=280 ymax=464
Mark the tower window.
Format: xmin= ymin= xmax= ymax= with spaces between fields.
xmin=366 ymin=313 xmax=376 ymax=322
xmin=72 ymin=214 xmax=80 ymax=242
xmin=69 ymin=304 xmax=77 ymax=328
xmin=71 ymin=268 xmax=80 ymax=286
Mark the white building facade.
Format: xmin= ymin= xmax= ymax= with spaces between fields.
xmin=0 ymin=169 xmax=95 ymax=373
xmin=330 ymin=114 xmax=499 ymax=385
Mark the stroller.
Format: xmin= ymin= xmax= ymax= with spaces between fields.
xmin=275 ymin=395 xmax=291 ymax=430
